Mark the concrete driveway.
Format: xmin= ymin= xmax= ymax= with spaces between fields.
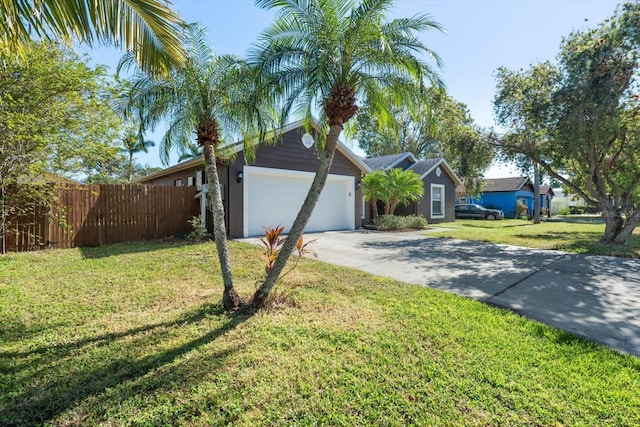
xmin=239 ymin=229 xmax=640 ymax=357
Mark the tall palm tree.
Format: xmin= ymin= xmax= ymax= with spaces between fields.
xmin=122 ymin=129 xmax=155 ymax=181
xmin=0 ymin=0 xmax=185 ymax=75
xmin=250 ymin=0 xmax=443 ymax=309
xmin=122 ymin=23 xmax=274 ymax=310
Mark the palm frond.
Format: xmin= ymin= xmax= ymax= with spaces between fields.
xmin=0 ymin=0 xmax=186 ymax=76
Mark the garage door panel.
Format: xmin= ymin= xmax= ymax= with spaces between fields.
xmin=244 ymin=167 xmax=354 ymax=237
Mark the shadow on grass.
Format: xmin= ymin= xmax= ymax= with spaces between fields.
xmin=0 ymin=304 xmax=248 ymax=426
xmin=78 ymin=239 xmax=201 ymax=259
xmin=0 ymin=303 xmax=224 ymax=361
xmin=460 ymin=222 xmax=531 ymax=229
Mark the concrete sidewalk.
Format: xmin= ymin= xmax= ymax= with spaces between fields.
xmin=239 ymin=229 xmax=640 ymax=357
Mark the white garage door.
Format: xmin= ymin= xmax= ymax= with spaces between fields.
xmin=243 ymin=166 xmax=355 ymax=237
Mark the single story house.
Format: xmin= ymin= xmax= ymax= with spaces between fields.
xmin=362 ymin=152 xmax=462 ymax=224
xmin=538 ymin=185 xmax=555 ymax=214
xmin=136 ymin=121 xmax=371 ymax=238
xmin=458 ymin=177 xmax=535 ymax=218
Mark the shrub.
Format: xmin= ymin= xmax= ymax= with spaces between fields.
xmin=558 ymin=207 xmax=571 ymax=215
xmin=405 ymin=215 xmax=429 ymax=229
xmin=373 ymin=214 xmax=428 ymax=230
xmin=187 ymin=216 xmax=210 ymax=241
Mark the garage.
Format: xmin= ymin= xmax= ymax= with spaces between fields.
xmin=243 ymin=166 xmax=355 ymax=237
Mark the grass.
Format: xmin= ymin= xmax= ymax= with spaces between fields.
xmin=430 ymin=217 xmax=640 ymax=258
xmin=1 ymin=241 xmax=639 ymax=425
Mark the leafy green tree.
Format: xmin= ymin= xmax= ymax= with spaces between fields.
xmin=494 ymin=2 xmax=640 ymax=244
xmin=250 ymin=0 xmax=443 ymax=309
xmin=0 ymin=41 xmax=125 ymax=186
xmin=0 ymin=0 xmax=186 ymax=76
xmin=121 ymin=23 xmax=274 ymax=311
xmin=355 ymin=87 xmax=495 ymax=193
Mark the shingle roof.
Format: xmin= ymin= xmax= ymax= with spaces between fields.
xmin=539 ymin=185 xmax=555 ymax=195
xmin=407 ymin=158 xmax=441 ymax=176
xmin=483 ymin=177 xmax=531 ymax=192
xmin=363 ymin=152 xmax=414 ymax=170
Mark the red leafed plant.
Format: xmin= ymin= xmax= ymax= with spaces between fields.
xmin=260 ymin=226 xmax=286 ymax=274
xmin=260 ymin=226 xmax=317 ymax=279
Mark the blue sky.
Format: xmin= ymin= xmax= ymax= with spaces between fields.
xmin=81 ymin=0 xmax=621 ymax=176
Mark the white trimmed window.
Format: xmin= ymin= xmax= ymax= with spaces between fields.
xmin=431 ymin=184 xmax=445 ymax=218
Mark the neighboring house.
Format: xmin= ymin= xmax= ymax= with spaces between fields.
xmin=539 ymin=185 xmax=555 ymax=214
xmin=550 ymin=188 xmax=587 ymax=214
xmin=136 ymin=121 xmax=371 ymax=238
xmin=458 ymin=177 xmax=535 ymax=218
xmin=362 ymin=152 xmax=462 ymax=224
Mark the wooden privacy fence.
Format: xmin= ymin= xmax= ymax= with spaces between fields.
xmin=2 ymin=184 xmax=199 ymax=252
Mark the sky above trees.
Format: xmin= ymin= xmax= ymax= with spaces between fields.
xmin=78 ymin=0 xmax=621 ymax=173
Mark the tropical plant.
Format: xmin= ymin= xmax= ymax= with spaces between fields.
xmin=121 ymin=23 xmax=275 ymax=310
xmin=122 ymin=129 xmax=155 ymax=181
xmin=177 ymin=144 xmax=203 ymax=162
xmin=259 ymin=226 xmax=317 ymax=305
xmin=381 ymin=168 xmax=424 ymax=215
xmin=249 ymin=0 xmax=443 ymax=309
xmin=0 ymin=0 xmax=186 ymax=76
xmin=363 ymin=168 xmax=424 ymax=216
xmin=361 ymin=170 xmax=387 ymax=220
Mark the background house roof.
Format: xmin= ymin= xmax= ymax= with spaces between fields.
xmin=539 ymin=185 xmax=555 ymax=195
xmin=362 ymin=152 xmax=416 ymax=170
xmin=407 ymin=158 xmax=440 ymax=176
xmin=483 ymin=177 xmax=531 ymax=192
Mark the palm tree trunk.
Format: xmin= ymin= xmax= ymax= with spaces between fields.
xmin=202 ymin=142 xmax=240 ymax=310
xmin=252 ymin=124 xmax=341 ymax=310
xmin=128 ymin=152 xmax=134 ymax=182
xmin=370 ymin=198 xmax=378 ymax=220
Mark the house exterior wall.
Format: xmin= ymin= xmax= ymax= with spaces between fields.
xmin=475 ymin=190 xmax=534 ymax=218
xmin=137 ymin=127 xmax=365 ymax=238
xmin=226 ymin=127 xmax=363 ymax=237
xmin=415 ymin=169 xmax=456 ymax=223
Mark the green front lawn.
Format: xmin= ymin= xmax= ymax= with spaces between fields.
xmin=431 ymin=217 xmax=640 ymax=258
xmin=1 ymin=241 xmax=639 ymax=425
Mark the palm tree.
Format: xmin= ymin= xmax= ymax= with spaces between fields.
xmin=0 ymin=0 xmax=185 ymax=75
xmin=250 ymin=0 xmax=443 ymax=309
xmin=361 ymin=171 xmax=386 ymax=220
xmin=122 ymin=23 xmax=273 ymax=310
xmin=177 ymin=144 xmax=203 ymax=162
xmin=122 ymin=129 xmax=156 ymax=182
xmin=382 ymin=168 xmax=424 ymax=215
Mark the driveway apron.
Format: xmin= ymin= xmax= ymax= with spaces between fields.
xmin=239 ymin=230 xmax=640 ymax=357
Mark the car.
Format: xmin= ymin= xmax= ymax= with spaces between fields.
xmin=455 ymin=203 xmax=504 ymax=220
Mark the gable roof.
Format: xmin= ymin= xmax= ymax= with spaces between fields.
xmin=408 ymin=158 xmax=462 ymax=187
xmin=483 ymin=177 xmax=532 ymax=192
xmin=363 ymin=152 xmax=416 ymax=170
xmin=539 ymin=185 xmax=555 ymax=196
xmin=135 ymin=120 xmax=371 ymax=183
